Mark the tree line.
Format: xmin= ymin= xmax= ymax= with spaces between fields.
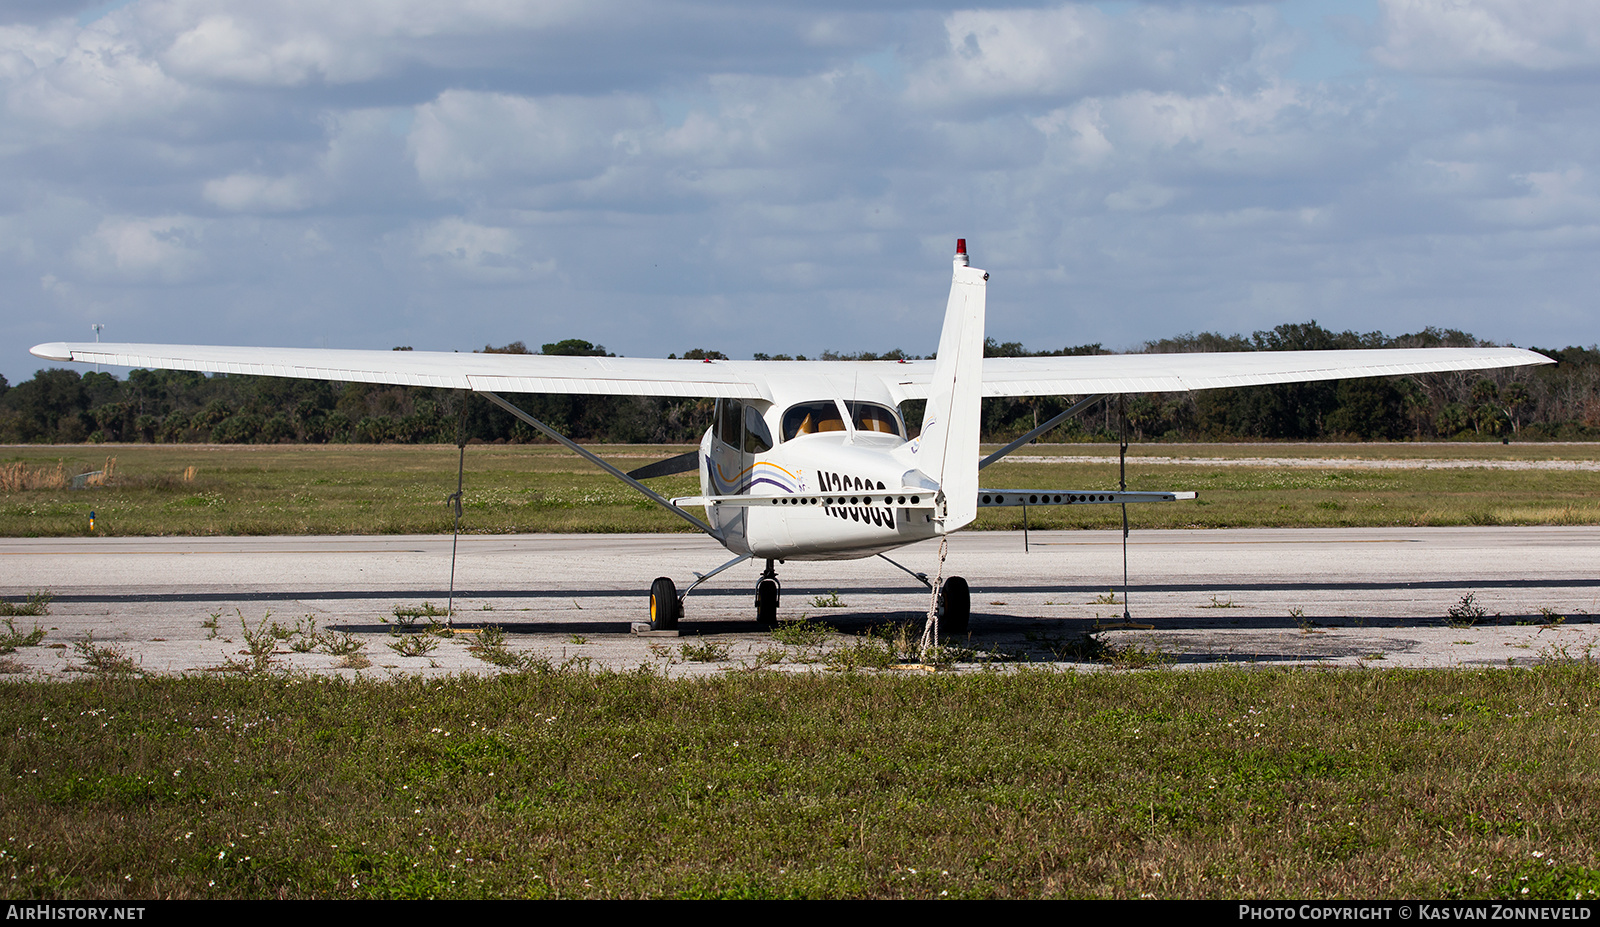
xmin=2 ymin=324 xmax=1595 ymax=446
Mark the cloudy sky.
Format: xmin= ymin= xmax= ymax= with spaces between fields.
xmin=3 ymin=0 xmax=1597 ymax=383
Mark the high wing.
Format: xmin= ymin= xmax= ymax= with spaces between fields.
xmin=30 ymin=341 xmax=1552 ymax=400
xmin=891 ymin=347 xmax=1555 ymax=399
xmin=27 ymin=343 xmax=768 ymax=399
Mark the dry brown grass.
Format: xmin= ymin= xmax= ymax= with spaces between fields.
xmin=0 ymin=457 xmax=116 ymax=492
xmin=0 ymin=460 xmax=69 ymax=492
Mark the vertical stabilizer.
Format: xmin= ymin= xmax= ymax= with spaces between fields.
xmin=915 ymin=239 xmax=987 ymax=532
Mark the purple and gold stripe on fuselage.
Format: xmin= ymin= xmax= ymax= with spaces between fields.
xmin=709 ymin=458 xmax=802 ymax=497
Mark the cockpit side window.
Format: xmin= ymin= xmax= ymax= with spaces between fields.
xmin=743 ymin=404 xmax=774 ymax=454
xmin=717 ymin=398 xmax=743 ymax=447
xmin=781 ymin=401 xmax=847 ymax=442
xmin=846 ymin=401 xmax=905 ymax=438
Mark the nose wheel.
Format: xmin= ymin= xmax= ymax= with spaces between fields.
xmin=755 ymin=559 xmax=780 ymax=626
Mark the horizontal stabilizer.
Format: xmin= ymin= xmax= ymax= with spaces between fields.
xmin=671 ymin=488 xmax=1196 ymax=509
xmin=978 ymin=490 xmax=1197 ymax=507
xmin=673 ymin=490 xmax=936 ymax=509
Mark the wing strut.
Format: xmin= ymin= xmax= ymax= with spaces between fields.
xmin=979 ymin=394 xmax=1105 ymax=470
xmin=476 ymin=391 xmax=719 ymax=539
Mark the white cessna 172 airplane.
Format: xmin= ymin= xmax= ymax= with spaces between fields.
xmin=32 ymin=241 xmax=1552 ymax=634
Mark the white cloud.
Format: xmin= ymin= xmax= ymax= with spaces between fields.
xmin=72 ymin=214 xmax=207 ymax=281
xmin=1375 ymin=0 xmax=1600 ymax=75
xmin=409 ymin=90 xmax=654 ymax=192
xmin=906 ymin=5 xmax=1262 ymax=107
xmin=404 ymin=216 xmax=553 ymax=283
xmin=203 ymin=172 xmax=315 ymax=212
xmin=149 ymin=0 xmax=600 ymax=86
xmin=1 ymin=19 xmax=200 ymax=133
xmin=1479 ymin=166 xmax=1598 ymax=226
xmin=162 ymin=15 xmax=352 ymax=87
xmin=1105 ymin=181 xmax=1177 ymax=212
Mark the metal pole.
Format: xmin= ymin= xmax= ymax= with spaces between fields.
xmin=446 ymin=392 xmax=468 ymax=624
xmin=1119 ymin=394 xmax=1131 ymax=622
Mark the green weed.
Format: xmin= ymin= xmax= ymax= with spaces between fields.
xmin=1448 ymin=593 xmax=1487 ymax=627
xmin=1539 ymin=641 xmax=1597 ymax=666
xmin=467 ymin=626 xmax=542 ymax=670
xmin=742 ymin=647 xmax=786 ymax=670
xmin=1488 ymin=858 xmax=1600 ymax=901
xmin=824 ymin=637 xmax=899 ymax=671
xmin=226 ymin=612 xmax=279 ymax=675
xmin=318 ymin=631 xmax=366 ymax=657
xmin=0 ymin=590 xmax=52 ymax=618
xmin=0 ymin=617 xmax=47 ymax=654
xmin=679 ymin=639 xmax=732 ymax=663
xmin=287 ymin=616 xmax=321 ymax=652
xmin=387 ymin=635 xmax=438 ymax=658
xmin=770 ymin=618 xmax=832 ymax=648
xmin=390 ymin=602 xmax=450 ymax=632
xmin=70 ymin=632 xmax=139 ymax=676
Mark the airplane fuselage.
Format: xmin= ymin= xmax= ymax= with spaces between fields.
xmin=698 ymin=372 xmax=943 ymax=561
xmin=703 ymin=428 xmax=941 ymax=561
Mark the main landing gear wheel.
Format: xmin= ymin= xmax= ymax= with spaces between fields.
xmin=649 ymin=576 xmax=680 ymax=631
xmin=755 ymin=558 xmax=781 ymax=627
xmin=755 ymin=578 xmax=780 ymax=626
xmin=937 ymin=576 xmax=970 ymax=637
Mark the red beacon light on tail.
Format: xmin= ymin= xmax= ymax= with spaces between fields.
xmin=955 ymin=238 xmax=969 ymax=266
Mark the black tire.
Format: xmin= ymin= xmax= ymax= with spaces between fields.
xmin=755 ymin=578 xmax=780 ymax=626
xmin=649 ymin=576 xmax=679 ymax=630
xmin=938 ymin=576 xmax=970 ymax=637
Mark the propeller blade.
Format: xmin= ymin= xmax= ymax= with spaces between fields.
xmin=626 ymin=451 xmax=699 ymax=480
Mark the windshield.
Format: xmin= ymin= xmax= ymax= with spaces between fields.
xmin=782 ymin=401 xmax=847 ymax=441
xmin=847 ymin=401 xmax=904 ymax=438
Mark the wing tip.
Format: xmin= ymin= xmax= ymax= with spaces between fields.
xmin=30 ymin=342 xmax=75 ymax=362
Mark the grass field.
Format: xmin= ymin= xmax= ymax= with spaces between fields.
xmin=3 ymin=665 xmax=1598 ymax=899
xmin=3 ymin=442 xmax=1598 ymax=537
